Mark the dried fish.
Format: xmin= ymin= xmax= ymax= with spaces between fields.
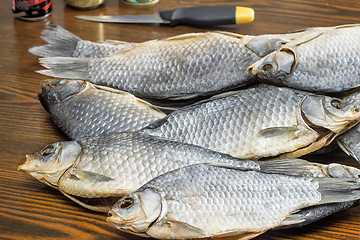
xmin=18 ymin=132 xmax=360 ymax=212
xmin=142 ymin=84 xmax=360 ymax=159
xmin=39 ymin=79 xmax=165 ymax=139
xmin=248 ymin=24 xmax=360 ymax=93
xmin=107 ymin=163 xmax=360 ymax=239
xmin=35 ymin=28 xmax=308 ymax=99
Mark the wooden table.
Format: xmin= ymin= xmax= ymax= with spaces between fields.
xmin=1 ymin=0 xmax=360 ymax=239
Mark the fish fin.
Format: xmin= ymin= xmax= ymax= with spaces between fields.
xmin=316 ymin=178 xmax=360 ymax=204
xmin=159 ymin=32 xmax=205 ymax=41
xmin=37 ymin=57 xmax=89 ymax=79
xmin=259 ymin=159 xmax=360 ymax=178
xmin=258 ymin=126 xmax=299 ymax=138
xmin=274 ymin=132 xmax=332 ymax=159
xmin=29 ymin=25 xmax=81 ymax=58
xmin=68 ymin=169 xmax=114 ymax=182
xmin=291 ymin=29 xmax=327 ymax=46
xmin=215 ymin=31 xmax=245 ymax=38
xmin=59 ymin=190 xmax=116 ymax=212
xmin=337 ymin=138 xmax=360 ymax=162
xmin=97 ymin=39 xmax=131 ymax=45
xmin=277 ymin=201 xmax=359 ymax=229
xmin=213 ymin=230 xmax=266 ymax=240
xmin=148 ymin=220 xmax=206 ymax=239
xmin=245 ymin=36 xmax=289 ymax=57
xmin=92 ymin=85 xmax=167 ymax=116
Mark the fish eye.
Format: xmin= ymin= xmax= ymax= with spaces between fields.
xmin=330 ymin=99 xmax=345 ymax=109
xmin=40 ymin=145 xmax=55 ymax=156
xmin=262 ymin=64 xmax=273 ymax=71
xmin=119 ymin=197 xmax=134 ymax=209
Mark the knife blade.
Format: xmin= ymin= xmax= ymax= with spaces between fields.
xmin=76 ymin=6 xmax=255 ymax=27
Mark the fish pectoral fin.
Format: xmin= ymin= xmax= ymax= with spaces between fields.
xmin=245 ymin=36 xmax=289 ymax=56
xmin=258 ymin=126 xmax=299 ymax=138
xmin=59 ymin=190 xmax=118 ymax=213
xmin=69 ymin=169 xmax=114 ymax=183
xmin=148 ymin=220 xmax=205 ymax=239
xmin=275 ymin=133 xmax=333 ymax=159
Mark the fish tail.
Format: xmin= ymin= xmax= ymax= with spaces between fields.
xmin=37 ymin=57 xmax=89 ymax=79
xmin=258 ymin=159 xmax=360 ymax=178
xmin=316 ymin=178 xmax=360 ymax=204
xmin=29 ymin=24 xmax=81 ymax=57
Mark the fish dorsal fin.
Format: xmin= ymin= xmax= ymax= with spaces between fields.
xmin=160 ymin=32 xmax=205 ymax=41
xmin=215 ymin=31 xmax=245 ymax=39
xmin=92 ymin=84 xmax=166 ymax=115
xmin=147 ymin=219 xmax=206 ymax=239
xmin=97 ymin=40 xmax=132 ymax=45
xmin=290 ymin=29 xmax=329 ymax=46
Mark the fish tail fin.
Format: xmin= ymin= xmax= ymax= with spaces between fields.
xmin=258 ymin=159 xmax=360 ymax=178
xmin=317 ymin=178 xmax=360 ymax=204
xmin=37 ymin=57 xmax=89 ymax=79
xmin=29 ymin=24 xmax=81 ymax=57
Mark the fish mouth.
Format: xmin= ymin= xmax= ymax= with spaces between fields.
xmin=18 ymin=154 xmax=36 ymax=173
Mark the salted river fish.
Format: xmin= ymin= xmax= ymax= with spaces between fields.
xmin=18 ymin=132 xmax=360 ymax=212
xmin=107 ymin=163 xmax=360 ymax=239
xmin=29 ymin=25 xmax=138 ymax=58
xmin=248 ymin=24 xmax=360 ymax=93
xmin=142 ymin=84 xmax=360 ymax=160
xmin=338 ymin=91 xmax=360 ymax=163
xmin=35 ymin=26 xmax=323 ymax=100
xmin=39 ymin=79 xmax=166 ymax=139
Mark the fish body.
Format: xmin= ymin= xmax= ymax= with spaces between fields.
xmin=107 ymin=164 xmax=360 ymax=239
xmin=143 ymin=84 xmax=360 ymax=159
xmin=18 ymin=131 xmax=360 ymax=212
xmin=29 ymin=25 xmax=137 ymax=58
xmin=36 ymin=29 xmax=312 ymax=99
xmin=39 ymin=79 xmax=166 ymax=139
xmin=338 ymin=91 xmax=360 ymax=162
xmin=249 ymin=24 xmax=360 ymax=93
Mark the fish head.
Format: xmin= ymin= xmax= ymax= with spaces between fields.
xmin=107 ymin=188 xmax=164 ymax=235
xmin=301 ymin=95 xmax=360 ymax=133
xmin=247 ymin=48 xmax=296 ymax=82
xmin=18 ymin=141 xmax=81 ymax=188
xmin=38 ymin=79 xmax=86 ymax=112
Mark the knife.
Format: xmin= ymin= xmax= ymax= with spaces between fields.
xmin=76 ymin=6 xmax=255 ymax=27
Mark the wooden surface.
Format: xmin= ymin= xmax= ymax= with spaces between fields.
xmin=1 ymin=0 xmax=360 ymax=239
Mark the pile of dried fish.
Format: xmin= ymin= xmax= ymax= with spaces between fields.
xmin=20 ymin=24 xmax=360 ymax=239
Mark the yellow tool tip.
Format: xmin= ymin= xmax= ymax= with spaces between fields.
xmin=235 ymin=6 xmax=255 ymax=24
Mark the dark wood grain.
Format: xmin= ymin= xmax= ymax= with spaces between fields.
xmin=1 ymin=0 xmax=360 ymax=239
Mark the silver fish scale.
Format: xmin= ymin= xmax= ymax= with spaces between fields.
xmin=143 ymin=85 xmax=308 ymax=159
xmin=61 ymin=132 xmax=258 ymax=197
xmin=145 ymin=164 xmax=320 ymax=236
xmin=73 ymin=40 xmax=137 ymax=58
xmin=49 ymin=86 xmax=165 ymax=139
xmin=284 ymin=26 xmax=360 ymax=92
xmin=87 ymin=32 xmax=258 ymax=98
